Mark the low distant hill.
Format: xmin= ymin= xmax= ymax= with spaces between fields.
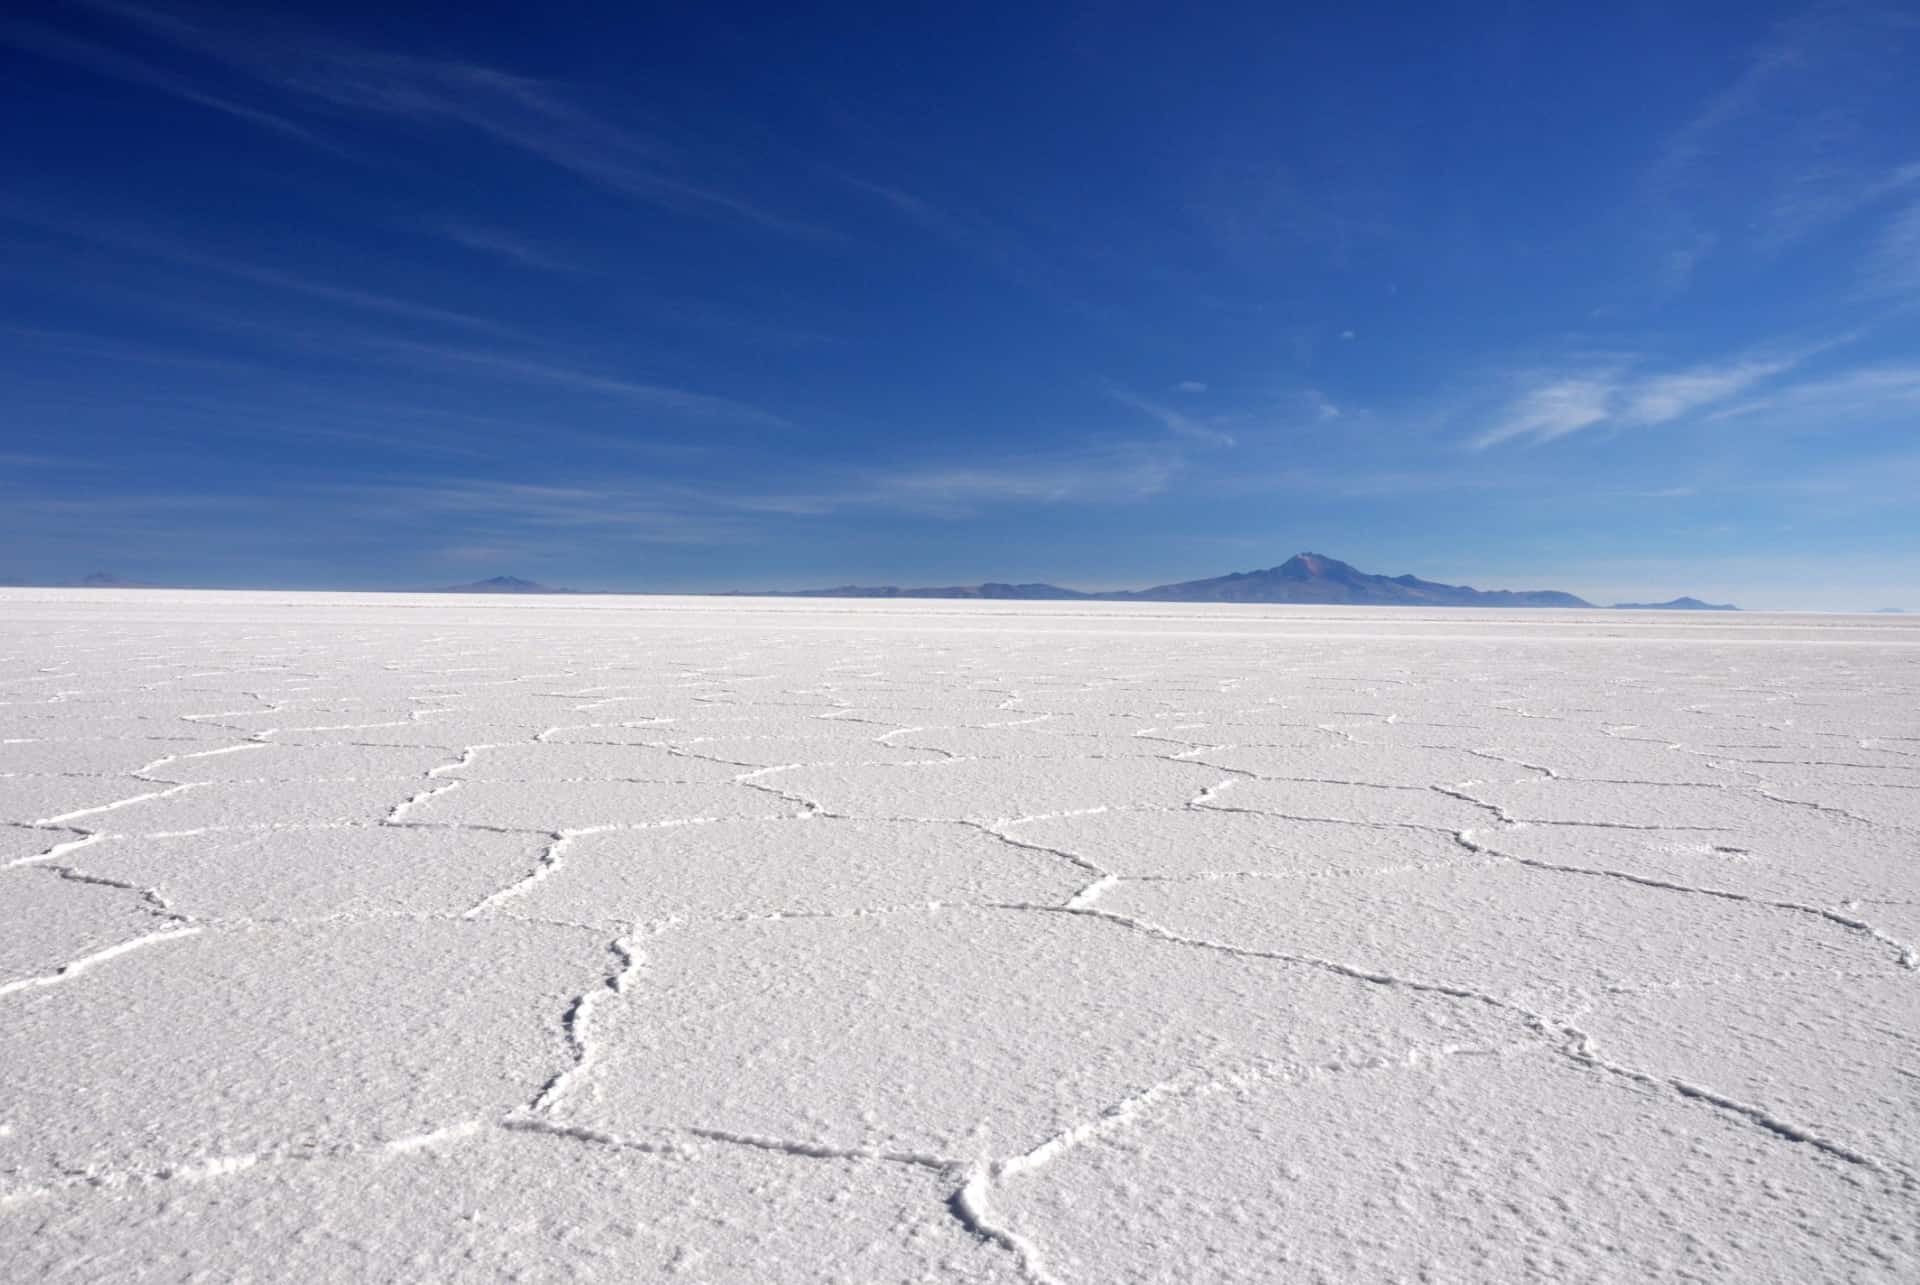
xmin=763 ymin=581 xmax=1085 ymax=601
xmin=431 ymin=576 xmax=572 ymax=594
xmin=754 ymin=552 xmax=1735 ymax=610
xmin=1611 ymin=596 xmax=1739 ymax=611
xmin=0 ymin=571 xmax=165 ymax=588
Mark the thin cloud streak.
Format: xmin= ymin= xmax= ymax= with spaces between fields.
xmin=1105 ymin=385 xmax=1236 ymax=446
xmin=70 ymin=0 xmax=829 ymax=238
xmin=841 ymin=174 xmax=1115 ymax=324
xmin=0 ymin=298 xmax=789 ymax=442
xmin=1709 ymin=364 xmax=1920 ymax=424
xmin=861 ymin=447 xmax=1179 ymax=513
xmin=1470 ymin=341 xmax=1851 ymax=449
xmin=1471 ymin=373 xmax=1619 ymax=449
xmin=1617 ymin=359 xmax=1798 ymax=426
xmin=0 ymin=199 xmax=520 ymax=336
xmin=321 ymin=445 xmax=1180 ymax=546
xmin=1644 ymin=6 xmax=1920 ymax=291
xmin=330 ymin=479 xmax=758 ymax=544
xmin=0 ymin=17 xmax=334 ymax=147
xmin=442 ymin=222 xmax=578 ymax=272
xmin=361 ymin=338 xmax=794 ymax=428
xmin=1865 ymin=199 xmax=1920 ymax=298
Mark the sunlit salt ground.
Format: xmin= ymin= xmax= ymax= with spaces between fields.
xmin=3 ymin=590 xmax=1918 ymax=1282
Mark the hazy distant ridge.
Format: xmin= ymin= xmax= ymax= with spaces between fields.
xmin=1610 ymin=596 xmax=1738 ymax=612
xmin=14 ymin=557 xmax=1740 ymax=609
xmin=752 ymin=552 xmax=1737 ymax=610
xmin=429 ymin=576 xmax=571 ymax=594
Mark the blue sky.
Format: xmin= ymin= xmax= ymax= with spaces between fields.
xmin=2 ymin=1 xmax=1917 ymax=608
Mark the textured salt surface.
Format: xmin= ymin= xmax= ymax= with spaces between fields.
xmin=2 ymin=590 xmax=1916 ymax=1282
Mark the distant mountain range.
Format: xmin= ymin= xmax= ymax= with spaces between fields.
xmin=0 ymin=571 xmax=163 ymax=589
xmin=760 ymin=581 xmax=1083 ymax=601
xmin=8 ymin=555 xmax=1745 ymax=610
xmin=747 ymin=552 xmax=1739 ymax=610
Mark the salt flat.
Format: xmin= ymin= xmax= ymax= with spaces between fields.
xmin=3 ymin=590 xmax=1918 ymax=1283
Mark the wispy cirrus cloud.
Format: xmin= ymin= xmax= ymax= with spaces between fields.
xmin=0 ymin=322 xmax=281 ymax=377
xmin=842 ymin=178 xmax=985 ymax=251
xmin=0 ymin=450 xmax=102 ymax=470
xmin=0 ymin=198 xmax=519 ymax=336
xmin=0 ymin=16 xmax=330 ymax=146
xmin=1616 ymin=357 xmax=1802 ymax=426
xmin=1760 ymin=161 xmax=1920 ymax=257
xmin=49 ymin=0 xmax=826 ymax=238
xmin=1865 ymin=199 xmax=1920 ymax=298
xmin=1708 ymin=364 xmax=1920 ymax=425
xmin=360 ymin=338 xmax=792 ymax=429
xmin=1469 ymin=348 xmax=1818 ymax=449
xmin=1470 ymin=372 xmax=1621 ymax=449
xmin=862 ymin=444 xmax=1179 ymax=513
xmin=325 ymin=438 xmax=1180 ymax=548
xmin=1303 ymin=388 xmax=1342 ymax=421
xmin=1643 ymin=4 xmax=1920 ymax=298
xmin=0 ymin=280 xmax=791 ymax=439
xmin=1104 ymin=385 xmax=1236 ymax=446
xmin=840 ymin=175 xmax=1116 ymax=324
xmin=331 ymin=479 xmax=760 ymax=544
xmin=441 ymin=222 xmax=577 ymax=272
xmin=1649 ymin=25 xmax=1800 ymax=195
